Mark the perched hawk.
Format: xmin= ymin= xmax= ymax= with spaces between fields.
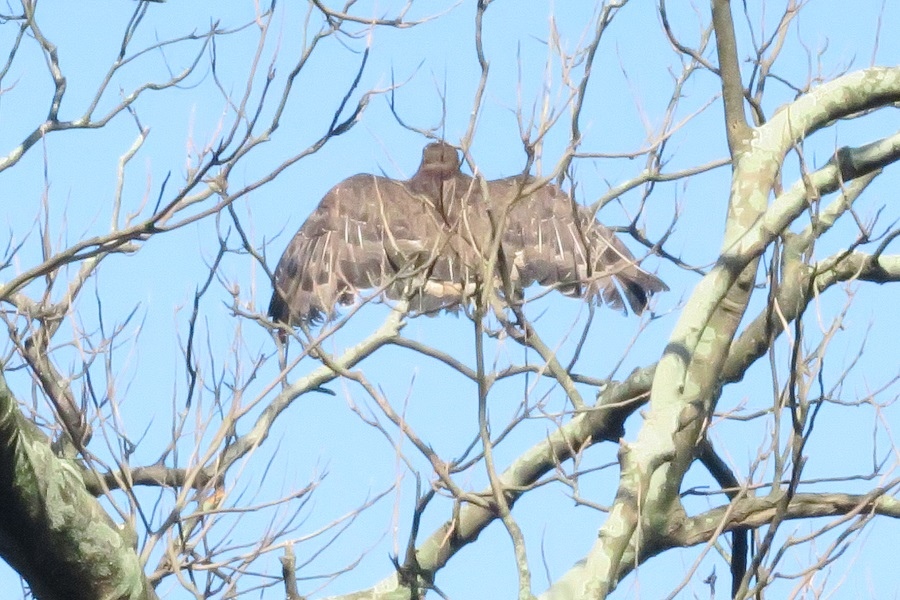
xmin=268 ymin=142 xmax=667 ymax=325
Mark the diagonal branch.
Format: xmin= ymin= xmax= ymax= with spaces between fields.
xmin=0 ymin=371 xmax=158 ymax=600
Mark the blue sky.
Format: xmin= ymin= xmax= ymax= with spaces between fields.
xmin=2 ymin=1 xmax=899 ymax=598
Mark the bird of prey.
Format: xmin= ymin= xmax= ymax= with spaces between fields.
xmin=268 ymin=142 xmax=667 ymax=326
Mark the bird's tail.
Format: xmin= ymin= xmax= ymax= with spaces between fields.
xmin=613 ymin=266 xmax=668 ymax=315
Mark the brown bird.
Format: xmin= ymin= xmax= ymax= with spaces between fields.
xmin=268 ymin=142 xmax=667 ymax=325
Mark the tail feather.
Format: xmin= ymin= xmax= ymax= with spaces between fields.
xmin=615 ymin=267 xmax=668 ymax=315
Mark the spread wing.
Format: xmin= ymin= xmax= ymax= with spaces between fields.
xmin=269 ymin=143 xmax=667 ymax=327
xmin=268 ymin=173 xmax=477 ymax=325
xmin=488 ymin=176 xmax=668 ymax=314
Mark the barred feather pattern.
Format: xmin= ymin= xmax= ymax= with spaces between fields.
xmin=268 ymin=143 xmax=667 ymax=325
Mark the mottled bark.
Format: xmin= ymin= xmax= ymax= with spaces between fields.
xmin=0 ymin=373 xmax=157 ymax=600
xmin=541 ymin=64 xmax=900 ymax=600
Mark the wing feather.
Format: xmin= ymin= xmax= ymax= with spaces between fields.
xmin=270 ymin=174 xmax=430 ymax=324
xmin=269 ymin=172 xmax=479 ymax=325
xmin=487 ymin=176 xmax=667 ymax=314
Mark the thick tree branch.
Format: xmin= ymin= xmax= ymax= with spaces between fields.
xmin=711 ymin=0 xmax=752 ymax=155
xmin=82 ymin=465 xmax=213 ymax=496
xmin=0 ymin=372 xmax=158 ymax=600
xmin=567 ymin=65 xmax=900 ymax=598
xmin=670 ymin=487 xmax=900 ymax=547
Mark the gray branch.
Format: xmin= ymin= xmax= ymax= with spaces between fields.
xmin=0 ymin=372 xmax=158 ymax=600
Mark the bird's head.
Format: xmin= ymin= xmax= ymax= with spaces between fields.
xmin=416 ymin=142 xmax=461 ymax=177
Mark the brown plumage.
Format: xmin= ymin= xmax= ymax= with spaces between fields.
xmin=268 ymin=142 xmax=667 ymax=325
